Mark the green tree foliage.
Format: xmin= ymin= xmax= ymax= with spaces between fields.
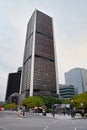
xmin=23 ymin=95 xmax=72 ymax=110
xmin=3 ymin=103 xmax=17 ymax=109
xmin=38 ymin=96 xmax=53 ymax=109
xmin=72 ymin=92 xmax=87 ymax=109
xmin=60 ymin=99 xmax=71 ymax=104
xmin=23 ymin=96 xmax=44 ymax=108
xmin=37 ymin=96 xmax=62 ymax=109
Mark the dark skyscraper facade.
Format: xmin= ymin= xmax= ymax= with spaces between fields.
xmin=20 ymin=10 xmax=58 ymax=98
xmin=5 ymin=68 xmax=22 ymax=101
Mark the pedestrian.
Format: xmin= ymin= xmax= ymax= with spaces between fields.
xmin=42 ymin=108 xmax=46 ymax=116
xmin=81 ymin=109 xmax=85 ymax=117
xmin=52 ymin=110 xmax=55 ymax=118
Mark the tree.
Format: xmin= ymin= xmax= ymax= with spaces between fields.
xmin=39 ymin=96 xmax=53 ymax=109
xmin=23 ymin=96 xmax=44 ymax=108
xmin=37 ymin=96 xmax=61 ymax=109
xmin=3 ymin=103 xmax=17 ymax=109
xmin=60 ymin=99 xmax=71 ymax=104
xmin=72 ymin=92 xmax=87 ymax=110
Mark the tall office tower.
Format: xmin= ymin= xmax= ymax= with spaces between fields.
xmin=20 ymin=10 xmax=58 ymax=98
xmin=5 ymin=67 xmax=22 ymax=101
xmin=65 ymin=68 xmax=87 ymax=94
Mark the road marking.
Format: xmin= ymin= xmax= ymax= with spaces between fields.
xmin=0 ymin=126 xmax=9 ymax=130
xmin=43 ymin=126 xmax=48 ymax=130
xmin=43 ymin=120 xmax=58 ymax=130
xmin=72 ymin=120 xmax=77 ymax=130
xmin=75 ymin=127 xmax=77 ymax=130
xmin=72 ymin=120 xmax=75 ymax=125
xmin=76 ymin=126 xmax=87 ymax=129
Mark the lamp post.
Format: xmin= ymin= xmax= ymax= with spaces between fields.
xmin=22 ymin=106 xmax=25 ymax=116
xmin=80 ymin=102 xmax=83 ymax=108
xmin=80 ymin=102 xmax=84 ymax=117
xmin=51 ymin=95 xmax=55 ymax=118
xmin=70 ymin=100 xmax=75 ymax=118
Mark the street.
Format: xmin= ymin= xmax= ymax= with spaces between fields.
xmin=0 ymin=111 xmax=87 ymax=130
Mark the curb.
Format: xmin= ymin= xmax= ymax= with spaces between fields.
xmin=17 ymin=113 xmax=27 ymax=118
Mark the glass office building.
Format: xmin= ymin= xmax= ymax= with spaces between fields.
xmin=20 ymin=10 xmax=58 ymax=98
xmin=65 ymin=68 xmax=87 ymax=94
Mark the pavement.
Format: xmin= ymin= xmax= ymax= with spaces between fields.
xmin=1 ymin=111 xmax=87 ymax=130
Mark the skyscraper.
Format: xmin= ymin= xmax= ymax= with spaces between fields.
xmin=5 ymin=67 xmax=22 ymax=101
xmin=65 ymin=68 xmax=87 ymax=94
xmin=20 ymin=10 xmax=58 ymax=98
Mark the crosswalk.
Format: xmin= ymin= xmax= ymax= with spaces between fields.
xmin=18 ymin=113 xmax=73 ymax=120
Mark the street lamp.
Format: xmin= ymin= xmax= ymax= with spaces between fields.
xmin=80 ymin=102 xmax=83 ymax=108
xmin=51 ymin=94 xmax=55 ymax=118
xmin=70 ymin=99 xmax=75 ymax=118
xmin=80 ymin=102 xmax=84 ymax=117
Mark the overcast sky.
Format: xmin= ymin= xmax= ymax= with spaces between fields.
xmin=0 ymin=0 xmax=87 ymax=101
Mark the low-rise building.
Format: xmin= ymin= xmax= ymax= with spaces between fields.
xmin=59 ymin=84 xmax=78 ymax=99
